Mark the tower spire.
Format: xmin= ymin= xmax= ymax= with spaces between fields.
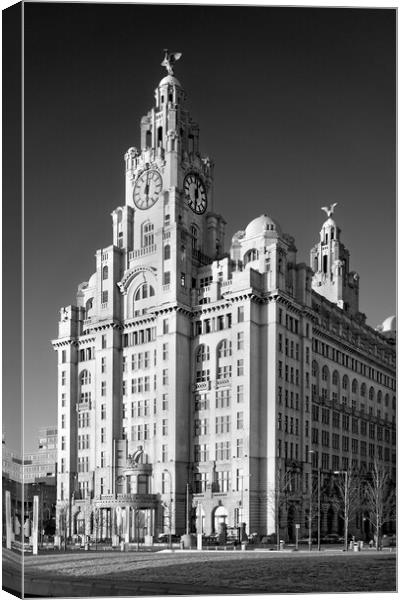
xmin=310 ymin=204 xmax=360 ymax=315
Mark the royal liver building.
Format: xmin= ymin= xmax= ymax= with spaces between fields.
xmin=53 ymin=53 xmax=396 ymax=545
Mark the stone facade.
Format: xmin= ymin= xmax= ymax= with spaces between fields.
xmin=53 ymin=63 xmax=396 ymax=544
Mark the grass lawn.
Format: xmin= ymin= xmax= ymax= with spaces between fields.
xmin=21 ymin=550 xmax=397 ymax=594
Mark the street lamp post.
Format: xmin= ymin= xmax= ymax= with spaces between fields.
xmin=163 ymin=469 xmax=172 ymax=549
xmin=317 ymin=466 xmax=321 ymax=552
xmin=334 ymin=470 xmax=348 ymax=552
xmin=308 ymin=451 xmax=320 ymax=551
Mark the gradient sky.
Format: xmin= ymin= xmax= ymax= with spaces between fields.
xmin=4 ymin=4 xmax=396 ymax=452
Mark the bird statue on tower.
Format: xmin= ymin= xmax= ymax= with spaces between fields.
xmin=161 ymin=49 xmax=182 ymax=76
xmin=321 ymin=202 xmax=338 ymax=218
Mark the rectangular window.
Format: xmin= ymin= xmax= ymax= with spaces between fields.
xmin=237 ymin=384 xmax=244 ymax=403
xmin=162 ymin=444 xmax=168 ymax=462
xmin=162 ymin=419 xmax=168 ymax=436
xmin=237 ymin=359 xmax=244 ymax=376
xmin=102 ymin=290 xmax=108 ymax=304
xmin=237 ymin=306 xmax=244 ymax=323
xmin=61 ymin=414 xmax=65 ymax=429
xmin=61 ymin=393 xmax=66 ymax=407
xmin=163 ymin=272 xmax=171 ymax=285
xmin=101 ymin=357 xmax=106 ymax=373
xmin=61 ymin=371 xmax=66 ymax=386
xmin=237 ymin=412 xmax=244 ymax=429
xmin=217 ymin=471 xmax=230 ymax=492
xmin=236 ymin=438 xmax=243 ymax=458
xmin=162 ymin=343 xmax=168 ymax=360
xmin=61 ymin=350 xmax=66 ymax=363
xmin=162 ymin=369 xmax=168 ymax=385
xmin=102 ymin=335 xmax=107 ymax=349
xmin=101 ymin=381 xmax=106 ymax=396
xmin=237 ymin=332 xmax=244 ymax=350
xmin=163 ymin=319 xmax=169 ymax=334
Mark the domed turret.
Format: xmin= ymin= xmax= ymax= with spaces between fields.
xmin=245 ymin=214 xmax=282 ymax=238
xmin=377 ymin=315 xmax=396 ymax=340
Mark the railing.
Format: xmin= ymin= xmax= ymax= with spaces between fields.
xmin=101 ymin=302 xmax=108 ymax=310
xmin=128 ymin=244 xmax=157 ymax=261
xmin=193 ymin=381 xmax=211 ymax=392
xmin=163 ymin=284 xmax=170 ymax=292
xmin=192 ymin=248 xmax=212 ymax=266
xmin=101 ymin=252 xmax=109 ymax=261
xmin=163 ymin=231 xmax=171 ymax=240
xmin=216 ymin=378 xmax=231 ymax=388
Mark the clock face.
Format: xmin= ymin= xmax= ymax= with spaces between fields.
xmin=184 ymin=173 xmax=207 ymax=214
xmin=133 ymin=169 xmax=163 ymax=209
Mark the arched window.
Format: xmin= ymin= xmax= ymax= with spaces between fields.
xmin=217 ymin=339 xmax=232 ymax=359
xmin=80 ymin=370 xmax=91 ymax=386
xmin=312 ymin=361 xmax=318 ymax=378
xmin=322 ymin=366 xmax=329 ymax=381
xmin=85 ymin=298 xmax=93 ymax=319
xmin=196 ymin=344 xmax=210 ymax=364
xmin=164 ymin=245 xmax=171 ymax=260
xmin=134 ymin=283 xmax=155 ymax=301
xmin=352 ymin=379 xmax=358 ymax=394
xmin=191 ymin=225 xmax=198 ymax=250
xmin=369 ymin=387 xmax=375 ymax=401
xmin=342 ymin=375 xmax=349 ymax=390
xmin=377 ymin=390 xmax=382 ymax=404
xmin=244 ymin=249 xmax=259 ymax=265
xmin=102 ymin=266 xmax=108 ymax=280
xmin=332 ymin=370 xmax=339 ymax=386
xmin=142 ymin=222 xmax=154 ymax=247
xmin=360 ymin=382 xmax=367 ymax=398
xmin=157 ymin=126 xmax=163 ymax=147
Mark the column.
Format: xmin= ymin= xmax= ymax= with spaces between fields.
xmin=125 ymin=506 xmax=130 ymax=543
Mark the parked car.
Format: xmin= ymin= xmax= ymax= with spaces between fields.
xmin=157 ymin=534 xmax=180 ymax=544
xmin=298 ymin=536 xmax=318 ymax=544
xmin=322 ymin=533 xmax=341 ymax=544
xmin=382 ymin=534 xmax=396 ymax=547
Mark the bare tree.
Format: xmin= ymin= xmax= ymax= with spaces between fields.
xmin=333 ymin=469 xmax=361 ymax=551
xmin=363 ymin=461 xmax=396 ymax=551
xmin=267 ymin=463 xmax=293 ymax=550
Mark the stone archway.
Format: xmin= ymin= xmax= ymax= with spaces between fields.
xmin=212 ymin=505 xmax=228 ymax=534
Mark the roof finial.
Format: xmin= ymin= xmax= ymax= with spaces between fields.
xmin=161 ymin=49 xmax=182 ymax=76
xmin=321 ymin=202 xmax=338 ymax=218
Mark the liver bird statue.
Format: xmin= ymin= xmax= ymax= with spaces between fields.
xmin=161 ymin=49 xmax=182 ymax=76
xmin=321 ymin=202 xmax=338 ymax=218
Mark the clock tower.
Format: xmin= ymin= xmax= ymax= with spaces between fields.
xmin=114 ymin=52 xmax=226 ymax=311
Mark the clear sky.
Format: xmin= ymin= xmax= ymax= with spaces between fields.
xmin=3 ymin=4 xmax=396 ymax=452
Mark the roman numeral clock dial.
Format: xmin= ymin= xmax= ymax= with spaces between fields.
xmin=184 ymin=173 xmax=207 ymax=214
xmin=133 ymin=169 xmax=163 ymax=209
